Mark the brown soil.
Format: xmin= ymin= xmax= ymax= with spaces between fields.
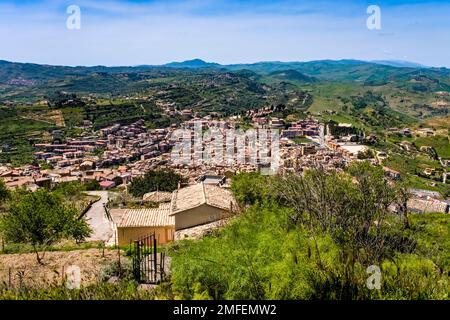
xmin=424 ymin=116 xmax=450 ymax=130
xmin=0 ymin=249 xmax=120 ymax=289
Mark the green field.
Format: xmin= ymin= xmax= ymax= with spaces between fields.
xmin=415 ymin=135 xmax=450 ymax=158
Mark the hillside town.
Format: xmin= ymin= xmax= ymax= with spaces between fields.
xmin=1 ymin=108 xmax=449 ymax=236
xmin=1 ymin=0 xmax=450 ymax=303
xmin=1 ymin=116 xmax=368 ymax=189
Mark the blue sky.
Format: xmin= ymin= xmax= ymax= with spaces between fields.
xmin=0 ymin=0 xmax=449 ymax=67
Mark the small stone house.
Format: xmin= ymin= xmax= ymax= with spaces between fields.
xmin=116 ymin=203 xmax=174 ymax=246
xmin=116 ymin=182 xmax=239 ymax=245
xmin=170 ymin=183 xmax=238 ymax=231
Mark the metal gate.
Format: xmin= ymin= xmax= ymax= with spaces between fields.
xmin=131 ymin=232 xmax=166 ymax=284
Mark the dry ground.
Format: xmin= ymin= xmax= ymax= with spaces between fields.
xmin=21 ymin=110 xmax=66 ymax=127
xmin=424 ymin=116 xmax=450 ymax=130
xmin=0 ymin=249 xmax=121 ymax=289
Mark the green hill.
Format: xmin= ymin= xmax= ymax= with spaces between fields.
xmin=0 ymin=59 xmax=448 ymax=123
xmin=163 ymin=59 xmax=221 ymax=69
xmin=268 ymin=69 xmax=318 ymax=83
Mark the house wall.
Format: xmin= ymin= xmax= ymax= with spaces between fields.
xmin=117 ymin=226 xmax=174 ymax=246
xmin=174 ymin=204 xmax=231 ymax=231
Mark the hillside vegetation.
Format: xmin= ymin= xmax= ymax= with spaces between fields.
xmin=170 ymin=164 xmax=449 ymax=300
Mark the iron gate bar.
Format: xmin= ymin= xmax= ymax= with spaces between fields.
xmin=131 ymin=232 xmax=165 ymax=284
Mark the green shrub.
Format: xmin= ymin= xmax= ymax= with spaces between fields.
xmin=99 ymin=260 xmax=134 ymax=282
xmin=169 ymin=166 xmax=450 ymax=300
xmin=128 ymin=170 xmax=182 ymax=198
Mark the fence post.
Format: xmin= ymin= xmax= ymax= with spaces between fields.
xmin=18 ymin=271 xmax=23 ymax=291
xmin=153 ymin=236 xmax=157 ymax=283
xmin=133 ymin=240 xmax=141 ymax=282
xmin=8 ymin=268 xmax=11 ymax=289
xmin=117 ymin=241 xmax=122 ymax=277
xmin=160 ymin=251 xmax=165 ymax=281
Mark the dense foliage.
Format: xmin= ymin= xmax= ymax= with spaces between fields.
xmin=0 ymin=179 xmax=9 ymax=204
xmin=128 ymin=169 xmax=182 ymax=198
xmin=170 ymin=163 xmax=449 ymax=300
xmin=0 ymin=189 xmax=91 ymax=263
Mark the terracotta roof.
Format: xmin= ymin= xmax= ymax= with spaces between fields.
xmin=383 ymin=166 xmax=400 ymax=174
xmin=5 ymin=177 xmax=33 ymax=188
xmin=170 ymin=182 xmax=238 ymax=215
xmin=118 ymin=203 xmax=174 ymax=228
xmin=99 ymin=180 xmax=115 ymax=187
xmin=143 ymin=191 xmax=173 ymax=203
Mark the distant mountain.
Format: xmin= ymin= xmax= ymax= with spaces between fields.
xmin=224 ymin=59 xmax=403 ymax=81
xmin=1 ymin=58 xmax=450 ymax=100
xmin=163 ymin=59 xmax=221 ymax=69
xmin=268 ymin=69 xmax=318 ymax=83
xmin=371 ymin=60 xmax=429 ymax=69
xmin=0 ymin=58 xmax=449 ymax=141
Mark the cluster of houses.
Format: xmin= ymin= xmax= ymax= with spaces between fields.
xmin=325 ymin=137 xmax=369 ymax=160
xmin=281 ymin=119 xmax=319 ymax=138
xmin=280 ymin=147 xmax=347 ymax=173
xmin=35 ymin=120 xmax=173 ymax=170
xmin=1 ymin=109 xmax=448 ymax=249
xmin=406 ymin=189 xmax=450 ymax=214
xmin=386 ymin=127 xmax=436 ymax=138
xmin=278 ymin=119 xmax=370 ymax=172
xmin=1 ymin=120 xmax=176 ymax=190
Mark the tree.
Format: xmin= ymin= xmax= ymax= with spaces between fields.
xmin=0 ymin=179 xmax=9 ymax=204
xmin=275 ymin=162 xmax=414 ymax=264
xmin=231 ymin=172 xmax=273 ymax=206
xmin=394 ymin=182 xmax=411 ymax=229
xmin=52 ymin=181 xmax=85 ymax=197
xmin=357 ymin=149 xmax=375 ymax=159
xmin=128 ymin=170 xmax=182 ymax=198
xmin=47 ymin=91 xmax=85 ymax=109
xmin=85 ymin=179 xmax=101 ymax=191
xmin=0 ymin=189 xmax=91 ymax=263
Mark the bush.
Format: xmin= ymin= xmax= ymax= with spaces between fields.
xmin=85 ymin=179 xmax=101 ymax=191
xmin=169 ymin=166 xmax=449 ymax=300
xmin=52 ymin=182 xmax=85 ymax=197
xmin=99 ymin=260 xmax=134 ymax=282
xmin=230 ymin=172 xmax=274 ymax=206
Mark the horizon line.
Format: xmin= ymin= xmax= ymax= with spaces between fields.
xmin=0 ymin=57 xmax=445 ymax=69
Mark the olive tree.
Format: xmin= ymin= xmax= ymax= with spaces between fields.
xmin=0 ymin=189 xmax=91 ymax=263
